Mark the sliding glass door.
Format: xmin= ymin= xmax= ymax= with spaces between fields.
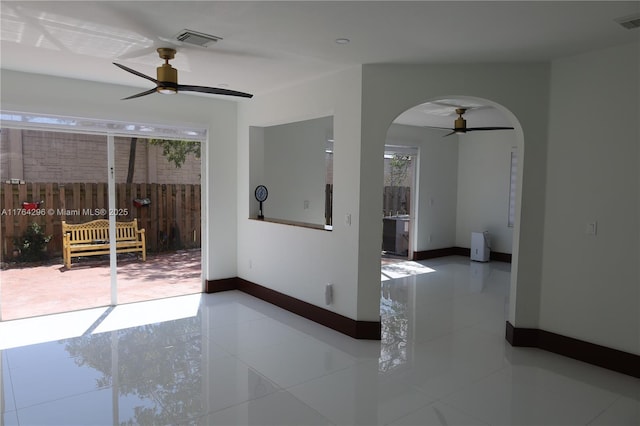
xmin=0 ymin=129 xmax=111 ymax=320
xmin=0 ymin=112 xmax=206 ymax=321
xmin=113 ymin=136 xmax=202 ymax=305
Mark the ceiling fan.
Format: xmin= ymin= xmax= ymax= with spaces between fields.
xmin=113 ymin=47 xmax=253 ymax=100
xmin=437 ymin=108 xmax=513 ymax=137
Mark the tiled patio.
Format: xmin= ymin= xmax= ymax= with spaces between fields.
xmin=0 ymin=249 xmax=202 ymax=321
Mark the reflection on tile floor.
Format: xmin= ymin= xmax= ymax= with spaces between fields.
xmin=1 ymin=256 xmax=638 ymax=425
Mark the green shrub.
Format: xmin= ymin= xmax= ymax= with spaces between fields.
xmin=14 ymin=222 xmax=52 ymax=262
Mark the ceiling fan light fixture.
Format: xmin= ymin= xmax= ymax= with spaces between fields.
xmin=157 ymin=87 xmax=177 ymax=95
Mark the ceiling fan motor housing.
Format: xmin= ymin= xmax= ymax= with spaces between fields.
xmin=157 ymin=63 xmax=178 ymax=93
xmin=454 ymin=116 xmax=466 ymax=132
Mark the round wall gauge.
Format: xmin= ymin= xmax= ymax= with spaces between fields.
xmin=255 ymin=185 xmax=268 ymax=219
xmin=255 ymin=185 xmax=268 ymax=202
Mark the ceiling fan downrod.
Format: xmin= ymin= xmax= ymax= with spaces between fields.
xmin=156 ymin=48 xmax=178 ymax=94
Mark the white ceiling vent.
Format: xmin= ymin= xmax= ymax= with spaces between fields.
xmin=175 ymin=29 xmax=223 ymax=47
xmin=615 ymin=14 xmax=640 ymax=30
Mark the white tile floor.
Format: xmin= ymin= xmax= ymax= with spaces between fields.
xmin=1 ymin=256 xmax=638 ymax=425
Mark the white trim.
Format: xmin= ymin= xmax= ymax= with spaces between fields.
xmin=108 ymin=134 xmax=118 ymax=305
xmin=1 ymin=111 xmax=207 ymax=142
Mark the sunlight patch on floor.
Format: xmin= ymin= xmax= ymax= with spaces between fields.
xmin=0 ymin=307 xmax=108 ymax=350
xmin=92 ymin=293 xmax=202 ymax=334
xmin=0 ymin=293 xmax=202 ymax=349
xmin=381 ymin=260 xmax=436 ymax=281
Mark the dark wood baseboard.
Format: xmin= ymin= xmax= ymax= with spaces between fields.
xmin=205 ymin=277 xmax=238 ymax=293
xmin=413 ymin=247 xmax=512 ymax=263
xmin=412 ymin=247 xmax=458 ymax=260
xmin=452 ymin=246 xmax=471 ymax=257
xmin=506 ymin=321 xmax=640 ymax=378
xmin=206 ymin=278 xmax=381 ymax=340
xmin=490 ymin=251 xmax=512 ymax=263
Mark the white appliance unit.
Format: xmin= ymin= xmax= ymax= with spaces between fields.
xmin=471 ymin=231 xmax=491 ymax=262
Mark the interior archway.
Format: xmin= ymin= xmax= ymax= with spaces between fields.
xmin=381 ymin=95 xmax=525 ymax=337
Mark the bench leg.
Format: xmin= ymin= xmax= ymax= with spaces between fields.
xmin=64 ymin=249 xmax=72 ymax=269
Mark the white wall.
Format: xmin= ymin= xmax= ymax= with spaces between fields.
xmin=456 ymin=131 xmax=515 ymax=254
xmin=541 ymin=42 xmax=639 ymax=354
xmin=0 ymin=70 xmax=240 ymax=281
xmin=257 ymin=116 xmax=331 ymax=225
xmin=237 ymin=67 xmax=370 ymax=320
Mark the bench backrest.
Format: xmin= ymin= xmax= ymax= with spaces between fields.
xmin=63 ymin=219 xmax=140 ymax=243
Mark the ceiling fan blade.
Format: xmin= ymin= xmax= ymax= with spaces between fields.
xmin=113 ymin=63 xmax=157 ymax=84
xmin=122 ymin=88 xmax=157 ymax=100
xmin=178 ymin=85 xmax=253 ymax=98
xmin=466 ymin=127 xmax=515 ymax=131
xmin=442 ymin=130 xmax=457 ymax=137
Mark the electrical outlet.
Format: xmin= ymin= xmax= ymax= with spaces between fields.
xmin=304 ymin=200 xmax=309 ymax=210
xmin=325 ymin=283 xmax=333 ymax=305
xmin=586 ymin=222 xmax=597 ymax=235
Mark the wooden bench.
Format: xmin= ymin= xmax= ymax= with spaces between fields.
xmin=62 ymin=219 xmax=146 ymax=268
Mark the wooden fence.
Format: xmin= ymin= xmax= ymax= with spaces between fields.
xmin=383 ymin=186 xmax=411 ymax=217
xmin=1 ymin=182 xmax=201 ymax=262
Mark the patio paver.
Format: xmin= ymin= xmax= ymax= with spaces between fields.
xmin=0 ymin=250 xmax=201 ymax=321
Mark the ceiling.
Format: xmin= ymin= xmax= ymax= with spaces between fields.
xmin=1 ymin=1 xmax=638 ymax=126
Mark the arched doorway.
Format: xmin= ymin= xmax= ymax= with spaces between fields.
xmin=380 ymin=95 xmax=525 ymax=340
